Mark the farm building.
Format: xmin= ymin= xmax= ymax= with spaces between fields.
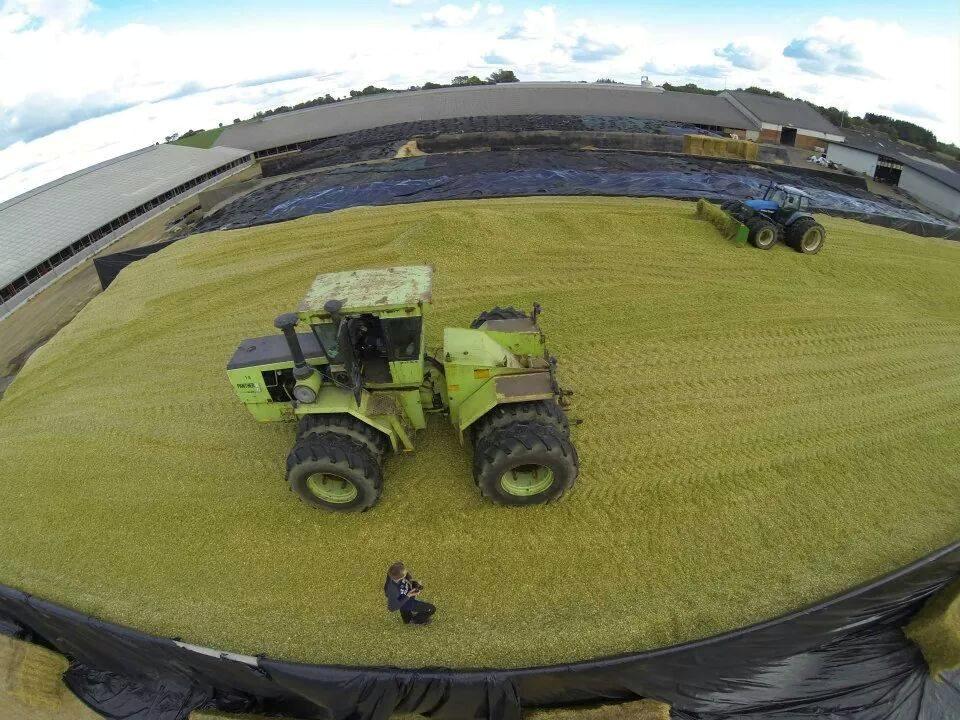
xmin=826 ymin=129 xmax=960 ymax=221
xmin=213 ymin=82 xmax=761 ymax=155
xmin=0 ymin=144 xmax=252 ymax=319
xmin=720 ymin=90 xmax=846 ymax=150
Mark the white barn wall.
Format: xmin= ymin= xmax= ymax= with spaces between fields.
xmin=827 ymin=144 xmax=878 ymax=176
xmin=897 ymin=166 xmax=960 ymax=221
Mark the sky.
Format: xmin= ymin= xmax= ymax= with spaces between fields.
xmin=0 ymin=0 xmax=957 ymax=203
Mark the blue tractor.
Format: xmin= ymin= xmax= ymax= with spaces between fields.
xmin=722 ymin=183 xmax=826 ymax=254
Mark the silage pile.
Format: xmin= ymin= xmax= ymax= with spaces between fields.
xmin=1 ymin=197 xmax=959 ymax=668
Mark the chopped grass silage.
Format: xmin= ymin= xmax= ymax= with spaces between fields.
xmin=906 ymin=578 xmax=960 ymax=677
xmin=1 ymin=197 xmax=959 ymax=669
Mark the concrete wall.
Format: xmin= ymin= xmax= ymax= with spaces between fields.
xmin=827 ymin=144 xmax=879 ymax=177
xmin=898 ymin=165 xmax=960 ymax=221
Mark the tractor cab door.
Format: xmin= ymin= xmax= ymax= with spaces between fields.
xmin=344 ymin=315 xmax=392 ymax=384
xmin=775 ymin=192 xmax=804 ymax=223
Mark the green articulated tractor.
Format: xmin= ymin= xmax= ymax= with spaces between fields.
xmin=227 ymin=266 xmax=578 ymax=511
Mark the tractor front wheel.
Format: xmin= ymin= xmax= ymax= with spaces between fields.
xmin=786 ymin=218 xmax=825 ymax=254
xmin=470 ymin=306 xmax=529 ymax=329
xmin=473 ymin=422 xmax=578 ymax=505
xmin=747 ymin=218 xmax=778 ymax=250
xmin=286 ymin=433 xmax=383 ymax=512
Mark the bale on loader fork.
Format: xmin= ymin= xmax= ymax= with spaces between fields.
xmin=227 ymin=266 xmax=579 ymax=512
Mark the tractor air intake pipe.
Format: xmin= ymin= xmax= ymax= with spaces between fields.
xmin=274 ymin=312 xmax=314 ymax=380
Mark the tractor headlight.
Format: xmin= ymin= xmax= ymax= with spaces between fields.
xmin=293 ymin=385 xmax=317 ymax=404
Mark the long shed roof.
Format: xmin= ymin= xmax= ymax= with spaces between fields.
xmin=215 ymin=82 xmax=757 ymax=152
xmin=0 ymin=144 xmax=250 ymax=288
xmin=723 ymin=91 xmax=841 ymax=135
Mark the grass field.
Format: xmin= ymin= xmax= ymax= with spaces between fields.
xmin=0 ymin=197 xmax=959 ymax=669
xmin=172 ymin=128 xmax=225 ymax=149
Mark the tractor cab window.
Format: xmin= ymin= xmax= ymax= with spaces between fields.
xmin=311 ymin=323 xmax=342 ymax=363
xmin=783 ymin=193 xmax=801 ymax=210
xmin=382 ymin=317 xmax=423 ymax=361
xmin=767 ymin=188 xmax=787 ymax=206
xmin=349 ymin=315 xmax=392 ymax=383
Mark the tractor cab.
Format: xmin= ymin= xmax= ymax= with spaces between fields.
xmin=746 ymin=183 xmax=811 ymax=219
xmin=765 ymin=184 xmax=810 ymax=213
xmin=297 ymin=266 xmax=432 ymax=389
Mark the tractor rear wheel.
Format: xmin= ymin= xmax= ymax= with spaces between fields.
xmin=470 ymin=306 xmax=529 ymax=329
xmin=786 ymin=218 xmax=825 ymax=254
xmin=472 ymin=422 xmax=578 ymax=505
xmin=747 ymin=218 xmax=778 ymax=250
xmin=472 ymin=399 xmax=570 ymax=442
xmin=297 ymin=413 xmax=390 ymax=460
xmin=286 ymin=433 xmax=382 ymax=512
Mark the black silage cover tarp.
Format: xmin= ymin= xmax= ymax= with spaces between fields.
xmin=96 ymin=149 xmax=958 ymax=287
xmin=93 ymin=239 xmax=177 ymax=290
xmin=195 ymin=151 xmax=960 ymax=240
xmin=1 ymin=541 xmax=959 ymax=720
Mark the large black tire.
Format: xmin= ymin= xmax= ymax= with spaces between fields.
xmin=747 ymin=217 xmax=778 ymax=250
xmin=297 ymin=413 xmax=390 ymax=460
xmin=286 ymin=433 xmax=383 ymax=512
xmin=471 ymin=400 xmax=570 ymax=444
xmin=785 ymin=217 xmax=825 ymax=255
xmin=472 ymin=422 xmax=578 ymax=505
xmin=470 ymin=306 xmax=529 ymax=329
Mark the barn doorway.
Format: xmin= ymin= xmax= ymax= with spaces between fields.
xmin=874 ymin=156 xmax=903 ymax=184
xmin=780 ymin=127 xmax=797 ymax=146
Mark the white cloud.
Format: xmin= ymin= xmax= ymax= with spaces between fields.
xmin=2 ymin=0 xmax=93 ymax=29
xmin=389 ymin=0 xmax=413 ymax=6
xmin=714 ymin=42 xmax=767 ymax=71
xmin=499 ymin=5 xmax=556 ymax=40
xmin=486 ymin=3 xmax=504 ymax=15
xmin=418 ymin=3 xmax=480 ymax=28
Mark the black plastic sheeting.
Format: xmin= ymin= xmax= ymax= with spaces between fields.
xmin=93 ymin=239 xmax=177 ymax=290
xmin=196 ymin=151 xmax=960 ymax=240
xmin=1 ymin=541 xmax=959 ymax=720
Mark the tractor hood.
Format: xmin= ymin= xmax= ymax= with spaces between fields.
xmin=745 ymin=199 xmax=780 ymax=212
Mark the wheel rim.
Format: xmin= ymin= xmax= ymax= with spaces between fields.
xmin=306 ymin=473 xmax=358 ymax=504
xmin=801 ymin=227 xmax=822 ymax=251
xmin=500 ymin=464 xmax=555 ymax=496
xmin=757 ymin=228 xmax=775 ymax=247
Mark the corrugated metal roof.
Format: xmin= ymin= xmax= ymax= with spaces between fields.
xmin=215 ymin=82 xmax=757 ymax=152
xmin=0 ymin=144 xmax=250 ymax=287
xmin=724 ymin=91 xmax=841 ymax=135
xmin=833 ymin=129 xmax=960 ymax=192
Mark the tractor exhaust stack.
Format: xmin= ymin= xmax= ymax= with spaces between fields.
xmin=274 ymin=313 xmax=314 ymax=380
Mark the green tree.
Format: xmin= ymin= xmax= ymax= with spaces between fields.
xmin=487 ymin=69 xmax=519 ymax=83
xmin=452 ymin=75 xmax=484 ymax=86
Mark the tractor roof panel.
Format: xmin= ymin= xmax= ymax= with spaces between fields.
xmin=777 ymin=185 xmax=812 ymax=198
xmin=298 ymin=265 xmax=433 ymax=314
